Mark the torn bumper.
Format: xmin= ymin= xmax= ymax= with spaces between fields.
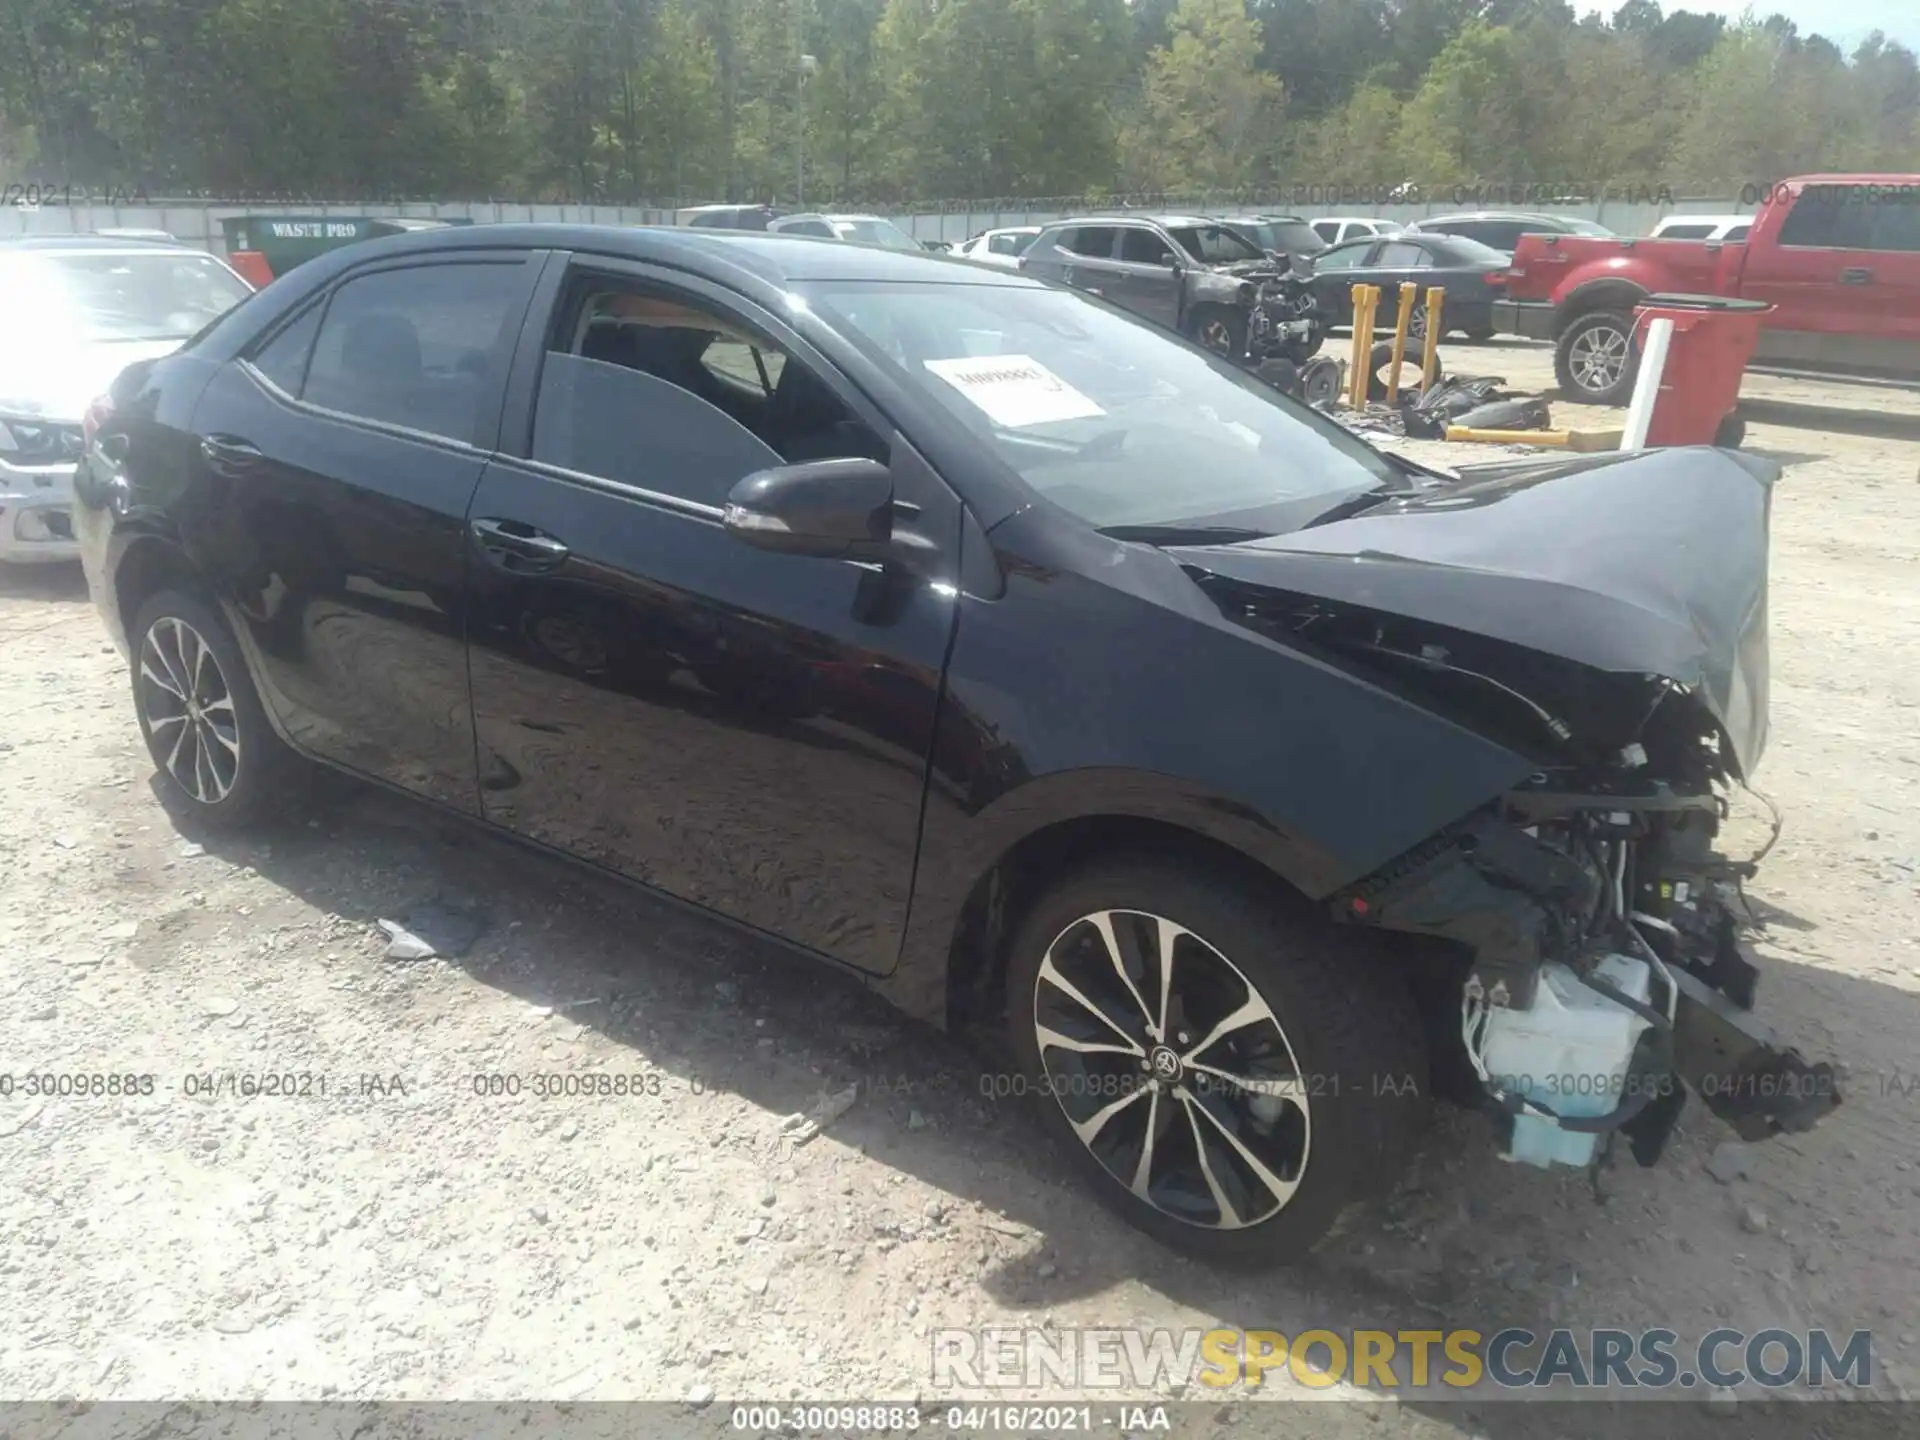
xmin=1338 ymin=805 xmax=1841 ymax=1170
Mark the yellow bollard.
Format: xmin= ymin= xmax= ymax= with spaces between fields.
xmin=1348 ymin=284 xmax=1380 ymax=408
xmin=1387 ymin=285 xmax=1419 ymax=407
xmin=1421 ymin=287 xmax=1446 ymax=393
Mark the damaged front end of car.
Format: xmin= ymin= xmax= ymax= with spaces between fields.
xmin=1176 ymin=448 xmax=1842 ymax=1174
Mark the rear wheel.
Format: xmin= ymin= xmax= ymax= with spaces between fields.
xmin=1005 ymin=858 xmax=1429 ymax=1266
xmin=131 ymin=589 xmax=297 ymax=828
xmin=1555 ymin=309 xmax=1638 ymax=405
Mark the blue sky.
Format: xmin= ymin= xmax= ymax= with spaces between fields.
xmin=1586 ymin=0 xmax=1920 ymax=52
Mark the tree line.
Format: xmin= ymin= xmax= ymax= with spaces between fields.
xmin=2 ymin=0 xmax=1916 ymax=205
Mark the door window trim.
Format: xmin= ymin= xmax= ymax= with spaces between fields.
xmin=235 ymin=251 xmax=546 ymax=454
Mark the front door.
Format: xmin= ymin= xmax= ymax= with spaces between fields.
xmin=187 ymin=252 xmax=543 ymax=810
xmin=463 ymin=261 xmax=960 ymax=973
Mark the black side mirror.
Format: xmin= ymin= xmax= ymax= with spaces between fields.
xmin=724 ymin=457 xmax=895 ymax=561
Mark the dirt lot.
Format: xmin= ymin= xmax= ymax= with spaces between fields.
xmin=2 ymin=344 xmax=1918 ymax=1431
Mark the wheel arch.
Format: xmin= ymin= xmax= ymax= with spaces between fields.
xmin=113 ymin=533 xmax=206 ymax=647
xmin=1550 ymin=278 xmax=1649 ymax=337
xmin=890 ymin=786 xmax=1328 ymax=1039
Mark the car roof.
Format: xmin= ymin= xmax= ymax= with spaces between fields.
xmin=285 ymin=222 xmax=1040 ymax=289
xmin=1041 ymin=214 xmax=1213 ymax=228
xmin=1417 ymin=211 xmax=1577 ymax=225
xmin=0 ymin=234 xmax=190 ymax=250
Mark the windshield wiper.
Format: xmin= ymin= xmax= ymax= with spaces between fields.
xmin=1301 ymin=485 xmax=1405 ymax=528
xmin=1098 ymin=524 xmax=1271 ymax=546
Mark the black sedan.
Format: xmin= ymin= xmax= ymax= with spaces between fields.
xmin=1307 ymin=231 xmax=1511 ymax=340
xmin=72 ymin=224 xmax=1832 ymax=1265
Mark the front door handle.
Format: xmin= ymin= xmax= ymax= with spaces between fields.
xmin=1840 ymin=266 xmax=1874 ymax=285
xmin=200 ymin=434 xmax=263 ymax=473
xmin=471 ymin=517 xmax=570 ymax=573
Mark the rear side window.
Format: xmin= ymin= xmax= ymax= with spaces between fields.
xmin=779 ymin=220 xmax=836 ymax=238
xmin=1870 ymin=197 xmax=1920 ymax=253
xmin=1312 ymin=221 xmax=1340 ymax=243
xmin=988 ymin=232 xmax=1032 ymax=256
xmin=1057 ymin=227 xmax=1117 ymax=258
xmin=1657 ymin=223 xmax=1715 ymax=240
xmin=249 ymin=303 xmax=325 ymax=395
xmin=1724 ymin=223 xmax=1751 ymax=242
xmin=1375 ymin=241 xmax=1431 ymax=268
xmin=302 ymin=263 xmax=525 ymax=443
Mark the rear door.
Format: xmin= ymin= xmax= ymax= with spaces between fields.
xmin=462 ymin=257 xmax=962 ymax=974
xmin=186 ymin=250 xmax=544 ymax=810
xmin=1044 ymin=225 xmax=1122 ymax=300
xmin=1109 ymin=224 xmax=1184 ymax=330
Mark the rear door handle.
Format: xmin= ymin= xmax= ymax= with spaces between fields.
xmin=200 ymin=434 xmax=263 ymax=473
xmin=1840 ymin=266 xmax=1874 ymax=285
xmin=471 ymin=517 xmax=570 ymax=573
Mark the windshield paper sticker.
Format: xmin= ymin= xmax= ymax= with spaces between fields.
xmin=924 ymin=354 xmax=1106 ymax=428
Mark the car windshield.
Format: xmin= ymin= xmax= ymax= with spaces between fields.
xmin=1166 ymin=224 xmax=1265 ymax=264
xmin=0 ymin=250 xmax=252 ymax=342
xmin=801 ymin=281 xmax=1400 ymax=533
xmin=830 ymin=218 xmax=923 ymax=252
xmin=1251 ymin=219 xmax=1323 ymax=253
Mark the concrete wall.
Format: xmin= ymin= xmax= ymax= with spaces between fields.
xmin=0 ymin=193 xmax=1756 ymax=253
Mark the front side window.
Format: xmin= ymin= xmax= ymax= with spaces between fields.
xmin=1119 ymin=228 xmax=1179 ymax=266
xmin=780 ymin=220 xmax=836 ymax=238
xmin=1312 ymin=221 xmax=1340 ymax=243
xmin=1657 ymin=223 xmax=1715 ymax=240
xmin=531 ymin=281 xmax=882 ymax=507
xmin=301 ymin=262 xmax=524 ymax=442
xmin=1166 ymin=225 xmax=1265 ymax=264
xmin=803 ymin=281 xmax=1397 ymax=535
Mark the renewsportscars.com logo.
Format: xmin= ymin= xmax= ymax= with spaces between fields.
xmin=931 ymin=1327 xmax=1872 ymax=1394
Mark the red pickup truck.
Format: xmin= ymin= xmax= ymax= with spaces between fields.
xmin=1493 ymin=174 xmax=1920 ymax=404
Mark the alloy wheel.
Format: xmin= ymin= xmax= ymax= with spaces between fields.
xmin=1569 ymin=321 xmax=1629 ymax=393
xmin=1032 ymin=909 xmax=1311 ymax=1230
xmin=1196 ymin=318 xmax=1236 ymax=355
xmin=137 ymin=615 xmax=241 ymax=804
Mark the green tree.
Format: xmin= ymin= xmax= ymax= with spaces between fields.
xmin=1121 ymin=0 xmax=1284 ymax=191
xmin=1397 ymin=22 xmax=1527 ymax=183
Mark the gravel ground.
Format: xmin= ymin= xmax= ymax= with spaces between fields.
xmin=2 ymin=344 xmax=1918 ymax=1432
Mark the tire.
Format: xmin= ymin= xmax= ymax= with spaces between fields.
xmin=1555 ymin=309 xmax=1638 ymax=406
xmin=1004 ymin=857 xmax=1429 ymax=1266
xmin=1366 ymin=340 xmax=1436 ymax=403
xmin=1187 ymin=307 xmax=1248 ymax=360
xmin=1465 ymin=326 xmax=1496 ymax=343
xmin=130 ymin=588 xmax=298 ymax=828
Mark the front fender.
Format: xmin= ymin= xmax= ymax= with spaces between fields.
xmin=877 ymin=508 xmax=1536 ymax=1026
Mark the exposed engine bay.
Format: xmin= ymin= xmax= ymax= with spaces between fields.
xmin=1192 ymin=552 xmax=1842 ymax=1174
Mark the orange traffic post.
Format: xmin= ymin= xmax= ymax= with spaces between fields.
xmin=1348 ymin=284 xmax=1379 ymax=408
xmin=1387 ymin=285 xmax=1419 ymax=407
xmin=1420 ymin=287 xmax=1446 ymax=393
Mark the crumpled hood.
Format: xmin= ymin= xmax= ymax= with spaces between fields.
xmin=0 ymin=338 xmax=184 ymax=423
xmin=1167 ymin=446 xmax=1779 ymax=776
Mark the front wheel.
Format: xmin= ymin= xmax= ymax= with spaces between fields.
xmin=1005 ymin=859 xmax=1429 ymax=1266
xmin=1188 ymin=307 xmax=1248 ymax=360
xmin=131 ymin=589 xmax=298 ymax=828
xmin=1555 ymin=309 xmax=1639 ymax=406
